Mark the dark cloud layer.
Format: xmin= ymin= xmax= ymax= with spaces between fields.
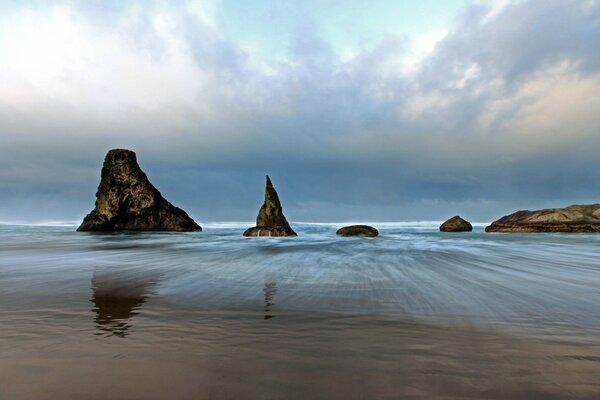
xmin=0 ymin=0 xmax=599 ymax=223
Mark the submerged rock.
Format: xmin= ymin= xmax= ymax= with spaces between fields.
xmin=77 ymin=149 xmax=201 ymax=232
xmin=440 ymin=216 xmax=472 ymax=232
xmin=243 ymin=176 xmax=297 ymax=237
xmin=336 ymin=225 xmax=379 ymax=237
xmin=485 ymin=204 xmax=600 ymax=233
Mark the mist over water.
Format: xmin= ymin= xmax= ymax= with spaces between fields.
xmin=2 ymin=223 xmax=600 ymax=399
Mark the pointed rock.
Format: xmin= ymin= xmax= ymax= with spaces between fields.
xmin=77 ymin=149 xmax=201 ymax=232
xmin=440 ymin=216 xmax=472 ymax=232
xmin=243 ymin=176 xmax=297 ymax=237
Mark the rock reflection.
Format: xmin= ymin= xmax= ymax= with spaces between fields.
xmin=90 ymin=269 xmax=159 ymax=337
xmin=263 ymin=282 xmax=277 ymax=319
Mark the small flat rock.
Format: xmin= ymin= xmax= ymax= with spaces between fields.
xmin=336 ymin=225 xmax=379 ymax=237
xmin=440 ymin=216 xmax=472 ymax=232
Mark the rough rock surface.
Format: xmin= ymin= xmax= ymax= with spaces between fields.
xmin=485 ymin=204 xmax=600 ymax=233
xmin=77 ymin=149 xmax=201 ymax=232
xmin=336 ymin=225 xmax=379 ymax=237
xmin=440 ymin=216 xmax=472 ymax=232
xmin=243 ymin=176 xmax=297 ymax=237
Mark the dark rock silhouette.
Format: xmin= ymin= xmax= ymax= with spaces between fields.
xmin=243 ymin=176 xmax=297 ymax=237
xmin=486 ymin=204 xmax=600 ymax=233
xmin=336 ymin=225 xmax=379 ymax=237
xmin=440 ymin=216 xmax=472 ymax=232
xmin=77 ymin=149 xmax=201 ymax=232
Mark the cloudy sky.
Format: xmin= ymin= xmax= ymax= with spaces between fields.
xmin=0 ymin=0 xmax=599 ymax=223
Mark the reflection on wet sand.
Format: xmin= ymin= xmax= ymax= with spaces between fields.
xmin=90 ymin=270 xmax=158 ymax=337
xmin=3 ymin=310 xmax=600 ymax=400
xmin=263 ymin=282 xmax=277 ymax=319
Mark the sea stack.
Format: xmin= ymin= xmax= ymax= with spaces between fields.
xmin=440 ymin=216 xmax=472 ymax=232
xmin=336 ymin=225 xmax=379 ymax=237
xmin=77 ymin=149 xmax=201 ymax=232
xmin=485 ymin=204 xmax=600 ymax=233
xmin=243 ymin=176 xmax=297 ymax=237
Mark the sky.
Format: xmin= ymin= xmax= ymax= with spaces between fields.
xmin=0 ymin=0 xmax=599 ymax=223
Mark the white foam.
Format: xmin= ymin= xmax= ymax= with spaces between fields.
xmin=0 ymin=220 xmax=80 ymax=227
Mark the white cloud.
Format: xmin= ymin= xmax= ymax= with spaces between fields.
xmin=0 ymin=0 xmax=597 ymax=162
xmin=478 ymin=0 xmax=517 ymax=23
xmin=0 ymin=0 xmax=599 ymax=221
xmin=500 ymin=63 xmax=600 ymax=149
xmin=0 ymin=5 xmax=212 ymax=111
xmin=400 ymin=30 xmax=448 ymax=73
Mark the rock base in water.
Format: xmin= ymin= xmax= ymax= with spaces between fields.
xmin=78 ymin=149 xmax=201 ymax=232
xmin=243 ymin=176 xmax=297 ymax=237
xmin=243 ymin=227 xmax=296 ymax=237
xmin=336 ymin=225 xmax=379 ymax=237
xmin=485 ymin=204 xmax=600 ymax=233
xmin=440 ymin=216 xmax=472 ymax=232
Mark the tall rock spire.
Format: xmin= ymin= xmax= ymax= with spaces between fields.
xmin=243 ymin=176 xmax=297 ymax=237
xmin=77 ymin=149 xmax=201 ymax=232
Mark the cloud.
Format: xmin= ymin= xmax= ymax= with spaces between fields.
xmin=0 ymin=0 xmax=599 ymax=222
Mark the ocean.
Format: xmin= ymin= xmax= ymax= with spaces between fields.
xmin=1 ymin=222 xmax=600 ymax=399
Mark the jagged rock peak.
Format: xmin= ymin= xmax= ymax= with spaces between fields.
xmin=243 ymin=175 xmax=296 ymax=237
xmin=77 ymin=149 xmax=201 ymax=232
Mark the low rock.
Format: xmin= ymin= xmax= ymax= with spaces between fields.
xmin=485 ymin=204 xmax=600 ymax=233
xmin=77 ymin=149 xmax=201 ymax=232
xmin=440 ymin=216 xmax=472 ymax=232
xmin=243 ymin=176 xmax=297 ymax=237
xmin=336 ymin=225 xmax=379 ymax=237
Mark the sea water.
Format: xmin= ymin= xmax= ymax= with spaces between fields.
xmin=1 ymin=222 xmax=600 ymax=399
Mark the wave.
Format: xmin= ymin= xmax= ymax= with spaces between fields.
xmin=200 ymin=221 xmax=255 ymax=229
xmin=0 ymin=220 xmax=490 ymax=229
xmin=0 ymin=220 xmax=81 ymax=227
xmin=200 ymin=221 xmax=489 ymax=229
xmin=296 ymin=221 xmax=490 ymax=228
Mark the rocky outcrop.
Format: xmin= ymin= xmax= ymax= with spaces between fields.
xmin=440 ymin=216 xmax=472 ymax=232
xmin=77 ymin=149 xmax=201 ymax=232
xmin=243 ymin=176 xmax=297 ymax=237
xmin=485 ymin=204 xmax=600 ymax=233
xmin=336 ymin=225 xmax=379 ymax=237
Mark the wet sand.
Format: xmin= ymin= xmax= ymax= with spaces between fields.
xmin=2 ymin=309 xmax=600 ymax=400
xmin=2 ymin=224 xmax=600 ymax=399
